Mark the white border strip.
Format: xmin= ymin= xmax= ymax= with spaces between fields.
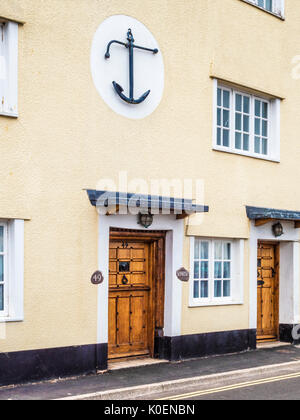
xmin=97 ymin=214 xmax=184 ymax=344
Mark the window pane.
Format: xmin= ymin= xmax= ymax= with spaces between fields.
xmin=262 ymin=138 xmax=268 ymax=155
xmin=243 ymin=96 xmax=250 ymax=114
xmin=193 ymin=281 xmax=199 ymax=299
xmin=243 ymin=134 xmax=249 ymax=151
xmin=255 ymin=118 xmax=261 ymax=135
xmin=235 ymin=113 xmax=242 ymax=131
xmin=200 ymin=242 xmax=209 ymax=259
xmin=214 ymin=280 xmax=222 ymax=298
xmin=223 ymin=110 xmax=230 ymax=128
xmin=214 ymin=242 xmax=222 ymax=259
xmin=200 ymin=281 xmax=208 ymax=298
xmin=223 ymin=280 xmax=231 ymax=298
xmin=223 ymin=243 xmax=231 ymax=259
xmin=217 ymin=88 xmax=222 ymax=107
xmin=236 ymin=94 xmax=242 ymax=112
xmin=223 ymin=262 xmax=231 ymax=279
xmin=243 ymin=115 xmax=249 ymax=133
xmin=223 ymin=90 xmax=230 ymax=108
xmin=217 ymin=108 xmax=221 ymax=126
xmin=0 ymin=256 xmax=3 ymax=282
xmin=262 ymin=120 xmax=268 ymax=137
xmin=0 ymin=226 xmax=3 ymax=253
xmin=235 ymin=132 xmax=241 ymax=150
xmin=266 ymin=0 xmax=273 ymax=12
xmin=194 ymin=240 xmax=200 ymax=259
xmin=217 ymin=128 xmax=221 ymax=146
xmin=255 ymin=137 xmax=261 ymax=154
xmin=194 ymin=262 xmax=199 ymax=279
xmin=262 ymin=102 xmax=268 ymax=119
xmin=214 ymin=262 xmax=222 ymax=279
xmin=0 ymin=284 xmax=3 ymax=311
xmin=200 ymin=261 xmax=209 ymax=279
xmin=223 ymin=129 xmax=229 ymax=147
xmin=255 ymin=100 xmax=261 ymax=117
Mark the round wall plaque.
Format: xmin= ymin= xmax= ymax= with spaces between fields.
xmin=91 ymin=15 xmax=164 ymax=120
xmin=91 ymin=271 xmax=104 ymax=285
xmin=176 ymin=267 xmax=190 ymax=283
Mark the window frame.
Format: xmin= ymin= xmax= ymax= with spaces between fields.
xmin=253 ymin=96 xmax=271 ymax=156
xmin=0 ymin=219 xmax=24 ymax=323
xmin=212 ymin=240 xmax=232 ymax=300
xmin=191 ymin=238 xmax=234 ymax=305
xmin=0 ymin=222 xmax=8 ymax=317
xmin=213 ymin=80 xmax=281 ymax=162
xmin=189 ymin=237 xmax=245 ymax=307
xmin=233 ymin=90 xmax=251 ymax=153
xmin=0 ymin=20 xmax=18 ymax=118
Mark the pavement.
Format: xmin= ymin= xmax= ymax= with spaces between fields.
xmin=1 ymin=344 xmax=300 ymax=400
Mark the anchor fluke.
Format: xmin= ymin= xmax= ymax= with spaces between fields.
xmin=112 ymin=82 xmax=124 ymax=95
xmin=112 ymin=82 xmax=150 ymax=105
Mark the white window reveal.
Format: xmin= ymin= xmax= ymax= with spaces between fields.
xmin=244 ymin=0 xmax=285 ymax=18
xmin=0 ymin=220 xmax=24 ymax=322
xmin=190 ymin=238 xmax=244 ymax=307
xmin=213 ymin=81 xmax=280 ymax=162
xmin=0 ymin=21 xmax=18 ymax=118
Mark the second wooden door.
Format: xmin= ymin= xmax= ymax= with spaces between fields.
xmin=257 ymin=242 xmax=279 ymax=341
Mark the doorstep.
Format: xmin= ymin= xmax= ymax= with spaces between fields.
xmin=108 ymin=357 xmax=169 ymax=371
xmin=256 ymin=341 xmax=292 ymax=349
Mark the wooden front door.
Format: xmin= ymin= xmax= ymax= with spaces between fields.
xmin=257 ymin=242 xmax=279 ymax=341
xmin=108 ymin=237 xmax=154 ymax=359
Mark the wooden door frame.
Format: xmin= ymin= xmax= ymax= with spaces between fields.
xmin=109 ymin=229 xmax=166 ymax=358
xmin=257 ymin=240 xmax=280 ymax=342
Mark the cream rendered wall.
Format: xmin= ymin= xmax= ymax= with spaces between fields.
xmin=0 ymin=0 xmax=299 ymax=351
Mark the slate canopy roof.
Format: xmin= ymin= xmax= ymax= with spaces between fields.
xmin=86 ymin=190 xmax=209 ymax=216
xmin=246 ymin=206 xmax=300 ymax=222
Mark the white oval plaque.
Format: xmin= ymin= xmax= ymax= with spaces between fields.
xmin=91 ymin=15 xmax=164 ymax=120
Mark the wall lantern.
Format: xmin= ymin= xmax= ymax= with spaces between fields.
xmin=272 ymin=222 xmax=284 ymax=237
xmin=138 ymin=212 xmax=154 ymax=229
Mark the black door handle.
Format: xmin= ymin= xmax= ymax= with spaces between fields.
xmin=257 ymin=280 xmax=265 ymax=286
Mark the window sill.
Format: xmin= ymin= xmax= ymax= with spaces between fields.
xmin=0 ymin=317 xmax=23 ymax=323
xmin=213 ymin=146 xmax=280 ymax=163
xmin=241 ymin=0 xmax=285 ymax=20
xmin=189 ymin=301 xmax=244 ymax=308
xmin=0 ymin=111 xmax=18 ymax=119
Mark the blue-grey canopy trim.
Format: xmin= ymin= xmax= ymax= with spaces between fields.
xmin=86 ymin=190 xmax=209 ymax=214
xmin=246 ymin=206 xmax=300 ymax=221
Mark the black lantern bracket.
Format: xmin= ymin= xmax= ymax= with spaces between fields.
xmin=105 ymin=29 xmax=159 ymax=105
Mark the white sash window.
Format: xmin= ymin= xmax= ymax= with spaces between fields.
xmin=0 ymin=224 xmax=8 ymax=316
xmin=0 ymin=220 xmax=24 ymax=322
xmin=0 ymin=21 xmax=18 ymax=118
xmin=244 ymin=0 xmax=285 ymax=18
xmin=190 ymin=238 xmax=244 ymax=307
xmin=213 ymin=80 xmax=281 ymax=162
